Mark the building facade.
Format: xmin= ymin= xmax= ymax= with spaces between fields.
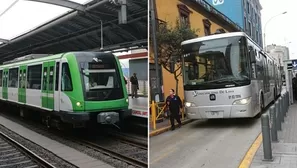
xmin=150 ymin=0 xmax=241 ymax=101
xmin=205 ymin=0 xmax=263 ymax=47
xmin=266 ymin=44 xmax=290 ymax=66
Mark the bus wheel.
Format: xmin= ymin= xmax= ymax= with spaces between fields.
xmin=255 ymin=96 xmax=264 ymax=118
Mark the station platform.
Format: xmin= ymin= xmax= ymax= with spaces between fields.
xmin=250 ymin=103 xmax=297 ymax=168
xmin=129 ymin=96 xmax=148 ymax=118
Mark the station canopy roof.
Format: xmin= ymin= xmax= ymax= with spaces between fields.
xmin=0 ymin=0 xmax=147 ymax=63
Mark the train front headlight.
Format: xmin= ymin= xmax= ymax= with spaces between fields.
xmin=233 ymin=97 xmax=251 ymax=105
xmin=185 ymin=102 xmax=196 ymax=107
xmin=126 ymin=98 xmax=129 ymax=103
xmin=76 ymin=102 xmax=81 ymax=107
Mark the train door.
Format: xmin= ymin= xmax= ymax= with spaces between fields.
xmin=54 ymin=61 xmax=60 ymax=111
xmin=18 ymin=66 xmax=27 ymax=103
xmin=2 ymin=69 xmax=8 ymax=99
xmin=42 ymin=61 xmax=55 ymax=110
xmin=0 ymin=70 xmax=3 ymax=99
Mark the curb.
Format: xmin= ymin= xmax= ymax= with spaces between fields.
xmin=149 ymin=119 xmax=193 ymax=137
xmin=238 ymin=133 xmax=263 ymax=168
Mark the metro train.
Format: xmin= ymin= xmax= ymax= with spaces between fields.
xmin=0 ymin=52 xmax=130 ymax=128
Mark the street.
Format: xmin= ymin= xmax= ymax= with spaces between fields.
xmin=150 ymin=118 xmax=261 ymax=168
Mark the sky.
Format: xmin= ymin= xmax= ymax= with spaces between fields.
xmin=0 ymin=0 xmax=295 ymax=59
xmin=260 ymin=0 xmax=297 ymax=59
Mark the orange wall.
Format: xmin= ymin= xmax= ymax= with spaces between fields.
xmin=153 ymin=0 xmax=235 ymax=100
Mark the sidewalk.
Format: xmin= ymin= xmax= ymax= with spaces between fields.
xmin=149 ymin=117 xmax=193 ymax=137
xmin=250 ymin=103 xmax=297 ymax=168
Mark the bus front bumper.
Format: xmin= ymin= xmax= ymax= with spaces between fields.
xmin=186 ymin=102 xmax=253 ymax=119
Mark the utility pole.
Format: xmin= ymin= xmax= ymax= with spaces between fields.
xmin=150 ymin=0 xmax=161 ymax=102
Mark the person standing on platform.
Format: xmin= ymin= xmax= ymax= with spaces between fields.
xmin=166 ymin=89 xmax=182 ymax=130
xmin=293 ymin=74 xmax=297 ymax=100
xmin=130 ymin=73 xmax=139 ymax=98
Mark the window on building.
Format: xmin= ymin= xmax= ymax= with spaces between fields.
xmin=203 ymin=19 xmax=211 ymax=36
xmin=248 ymin=22 xmax=252 ymax=36
xmin=247 ymin=2 xmax=250 ymax=13
xmin=244 ymin=16 xmax=247 ymax=32
xmin=256 ymin=30 xmax=259 ymax=42
xmin=8 ymin=68 xmax=19 ymax=88
xmin=177 ymin=4 xmax=191 ymax=27
xmin=61 ymin=63 xmax=73 ymax=91
xmin=28 ymin=64 xmax=42 ymax=90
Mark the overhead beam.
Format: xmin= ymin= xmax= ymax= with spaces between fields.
xmin=24 ymin=0 xmax=86 ymax=11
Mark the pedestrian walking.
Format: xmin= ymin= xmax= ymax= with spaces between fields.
xmin=166 ymin=89 xmax=182 ymax=130
xmin=130 ymin=73 xmax=139 ymax=98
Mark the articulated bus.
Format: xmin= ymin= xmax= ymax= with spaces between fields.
xmin=181 ymin=32 xmax=282 ymax=119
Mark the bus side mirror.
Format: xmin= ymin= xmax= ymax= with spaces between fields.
xmin=249 ymin=48 xmax=256 ymax=63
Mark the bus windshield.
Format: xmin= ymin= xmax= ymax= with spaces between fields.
xmin=182 ymin=36 xmax=251 ymax=90
xmin=75 ymin=52 xmax=124 ymax=101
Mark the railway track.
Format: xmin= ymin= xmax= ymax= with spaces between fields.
xmin=77 ymin=138 xmax=147 ymax=168
xmin=0 ymin=131 xmax=55 ymax=168
xmin=0 ymin=112 xmax=148 ymax=168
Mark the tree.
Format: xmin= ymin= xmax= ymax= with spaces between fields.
xmin=153 ymin=19 xmax=198 ymax=95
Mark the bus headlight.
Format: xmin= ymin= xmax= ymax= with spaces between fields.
xmin=185 ymin=102 xmax=196 ymax=107
xmin=233 ymin=97 xmax=251 ymax=105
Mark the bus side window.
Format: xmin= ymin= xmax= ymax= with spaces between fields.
xmin=248 ymin=45 xmax=256 ymax=79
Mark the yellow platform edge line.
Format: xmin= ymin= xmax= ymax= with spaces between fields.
xmin=238 ymin=133 xmax=263 ymax=168
xmin=149 ymin=119 xmax=193 ymax=137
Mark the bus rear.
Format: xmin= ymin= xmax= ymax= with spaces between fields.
xmin=181 ymin=33 xmax=258 ymax=119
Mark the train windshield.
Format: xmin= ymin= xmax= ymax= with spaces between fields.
xmin=75 ymin=53 xmax=124 ymax=101
xmin=182 ymin=36 xmax=251 ymax=90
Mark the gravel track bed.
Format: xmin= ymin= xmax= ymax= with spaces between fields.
xmin=0 ymin=124 xmax=77 ymax=168
xmin=91 ymin=138 xmax=147 ymax=162
xmin=0 ymin=112 xmax=147 ymax=168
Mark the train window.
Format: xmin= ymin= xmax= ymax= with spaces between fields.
xmin=8 ymin=68 xmax=19 ymax=88
xmin=27 ymin=65 xmax=42 ymax=90
xmin=18 ymin=69 xmax=22 ymax=88
xmin=61 ymin=63 xmax=73 ymax=91
xmin=0 ymin=70 xmax=2 ymax=87
xmin=49 ymin=66 xmax=54 ymax=91
xmin=23 ymin=69 xmax=26 ymax=89
xmin=55 ymin=62 xmax=59 ymax=91
xmin=42 ymin=67 xmax=48 ymax=91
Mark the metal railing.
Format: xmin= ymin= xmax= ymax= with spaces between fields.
xmin=261 ymin=91 xmax=290 ymax=161
xmin=150 ymin=101 xmax=186 ymax=130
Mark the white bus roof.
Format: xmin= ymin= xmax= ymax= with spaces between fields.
xmin=181 ymin=32 xmax=247 ymax=45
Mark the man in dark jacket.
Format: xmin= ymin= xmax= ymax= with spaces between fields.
xmin=166 ymin=89 xmax=182 ymax=130
xmin=130 ymin=73 xmax=139 ymax=98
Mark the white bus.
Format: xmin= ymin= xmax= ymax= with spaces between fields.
xmin=181 ymin=32 xmax=282 ymax=119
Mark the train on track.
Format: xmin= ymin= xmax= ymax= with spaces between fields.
xmin=0 ymin=52 xmax=130 ymax=128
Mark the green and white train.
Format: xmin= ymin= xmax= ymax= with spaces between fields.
xmin=0 ymin=52 xmax=130 ymax=128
